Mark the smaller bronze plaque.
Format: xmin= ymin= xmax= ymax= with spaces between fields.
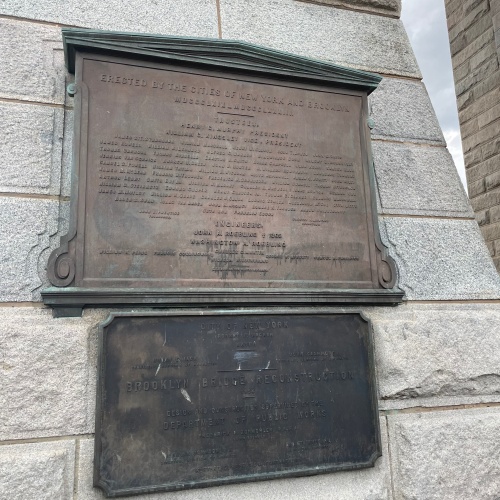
xmin=95 ymin=310 xmax=381 ymax=497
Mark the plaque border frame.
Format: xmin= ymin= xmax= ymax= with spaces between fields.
xmin=42 ymin=29 xmax=404 ymax=317
xmin=94 ymin=307 xmax=382 ymax=497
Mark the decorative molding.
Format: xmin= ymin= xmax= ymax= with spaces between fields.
xmin=62 ymin=29 xmax=382 ymax=94
xmin=42 ymin=288 xmax=405 ymax=318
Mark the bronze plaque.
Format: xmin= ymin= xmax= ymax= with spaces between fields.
xmin=80 ymin=56 xmax=374 ymax=289
xmin=95 ymin=310 xmax=380 ymax=497
xmin=45 ymin=32 xmax=402 ymax=314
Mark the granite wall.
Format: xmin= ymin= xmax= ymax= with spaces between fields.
xmin=1 ymin=0 xmax=500 ymax=499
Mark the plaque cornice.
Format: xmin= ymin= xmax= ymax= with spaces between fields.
xmin=62 ymin=28 xmax=382 ymax=94
xmin=42 ymin=287 xmax=404 ymax=318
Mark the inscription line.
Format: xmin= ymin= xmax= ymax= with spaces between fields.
xmin=217 ymin=112 xmax=255 ymax=117
xmin=216 ymin=368 xmax=277 ymax=373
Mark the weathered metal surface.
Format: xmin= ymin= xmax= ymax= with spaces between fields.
xmin=94 ymin=310 xmax=381 ymax=497
xmin=43 ymin=30 xmax=403 ymax=315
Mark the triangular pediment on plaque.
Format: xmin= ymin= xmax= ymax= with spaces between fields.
xmin=62 ymin=29 xmax=381 ymax=92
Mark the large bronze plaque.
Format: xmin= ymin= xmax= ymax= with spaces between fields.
xmin=80 ymin=56 xmax=374 ymax=288
xmin=44 ymin=31 xmax=403 ymax=315
xmin=95 ymin=310 xmax=380 ymax=497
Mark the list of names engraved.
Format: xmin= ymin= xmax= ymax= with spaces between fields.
xmin=95 ymin=313 xmax=380 ymax=495
xmin=81 ymin=57 xmax=376 ymax=288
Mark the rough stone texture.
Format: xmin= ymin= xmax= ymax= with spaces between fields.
xmin=388 ymin=408 xmax=500 ymax=500
xmin=0 ymin=198 xmax=63 ymax=302
xmin=0 ymin=0 xmax=219 ymax=38
xmin=459 ymin=87 xmax=499 ymax=125
xmin=365 ymin=303 xmax=500 ymax=409
xmin=0 ymin=102 xmax=63 ymax=195
xmin=219 ymin=0 xmax=420 ymax=78
xmin=0 ymin=307 xmax=108 ymax=441
xmin=0 ymin=440 xmax=75 ymax=499
xmin=463 ymin=118 xmax=500 ymax=153
xmin=78 ymin=421 xmax=391 ymax=500
xmin=455 ymin=55 xmax=499 ymax=98
xmin=448 ymin=0 xmax=490 ymax=42
xmin=369 ymin=78 xmax=445 ymax=144
xmin=451 ymin=10 xmax=493 ymax=57
xmin=446 ymin=0 xmax=485 ymax=29
xmin=380 ymin=217 xmax=500 ymax=300
xmin=445 ymin=0 xmax=500 ymax=274
xmin=458 ymin=69 xmax=500 ymax=112
xmin=372 ymin=141 xmax=472 ymax=217
xmin=295 ymin=0 xmax=401 ymax=17
xmin=0 ymin=18 xmax=66 ymax=105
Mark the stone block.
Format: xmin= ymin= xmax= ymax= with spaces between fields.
xmin=0 ymin=0 xmax=219 ymax=38
xmin=468 ymin=42 xmax=497 ymax=74
xmin=489 ymin=205 xmax=500 ymax=223
xmin=462 ymin=0 xmax=489 ymax=17
xmin=467 ymin=138 xmax=500 ymax=169
xmin=493 ymin=11 xmax=500 ymax=30
xmin=456 ymin=58 xmax=499 ymax=98
xmin=380 ymin=217 xmax=500 ymax=300
xmin=478 ymin=101 xmax=500 ymax=129
xmin=456 ymin=13 xmax=497 ymax=56
xmin=219 ymin=0 xmax=420 ymax=78
xmin=447 ymin=0 xmax=488 ymax=31
xmin=480 ymin=135 xmax=500 ymax=162
xmin=450 ymin=9 xmax=494 ymax=57
xmin=464 ymin=143 xmax=484 ymax=168
xmin=470 ymin=189 xmax=500 ymax=212
xmin=459 ymin=115 xmax=479 ymax=139
xmin=366 ymin=303 xmax=500 ymax=408
xmin=295 ymin=0 xmax=401 ymax=17
xmin=452 ymin=29 xmax=492 ymax=70
xmin=469 ymin=177 xmax=486 ymax=197
xmin=0 ymin=18 xmax=66 ymax=105
xmin=446 ymin=0 xmax=484 ymax=23
xmin=449 ymin=1 xmax=490 ymax=42
xmin=481 ymin=220 xmax=500 ymax=241
xmin=450 ymin=34 xmax=467 ymax=58
xmin=459 ymin=87 xmax=499 ymax=124
xmin=485 ymin=170 xmax=500 ymax=191
xmin=458 ymin=70 xmax=500 ymax=111
xmin=388 ymin=408 xmax=500 ymax=500
xmin=453 ymin=59 xmax=471 ymax=84
xmin=0 ymin=440 xmax=75 ymax=500
xmin=475 ymin=208 xmax=490 ymax=226
xmin=493 ymin=256 xmax=500 ymax=272
xmin=444 ymin=0 xmax=461 ymax=19
xmin=0 ymin=307 xmax=108 ymax=440
xmin=0 ymin=197 xmax=64 ymax=302
xmin=372 ymin=142 xmax=472 ymax=217
xmin=486 ymin=239 xmax=495 ymax=256
xmin=77 ymin=421 xmax=392 ymax=500
xmin=463 ymin=120 xmax=500 ymax=153
xmin=369 ymin=78 xmax=445 ymax=145
xmin=0 ymin=102 xmax=63 ymax=195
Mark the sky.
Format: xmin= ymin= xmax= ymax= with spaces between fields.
xmin=401 ymin=0 xmax=467 ymax=190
